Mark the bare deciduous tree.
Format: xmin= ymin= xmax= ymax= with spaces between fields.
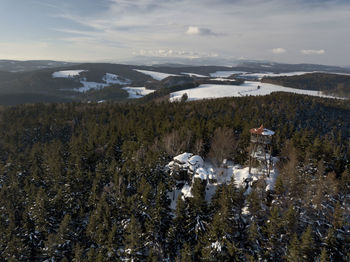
xmin=208 ymin=127 xmax=237 ymax=166
xmin=162 ymin=129 xmax=192 ymax=157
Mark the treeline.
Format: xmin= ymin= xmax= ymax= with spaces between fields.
xmin=0 ymin=93 xmax=349 ymax=261
xmin=262 ymin=73 xmax=350 ymax=98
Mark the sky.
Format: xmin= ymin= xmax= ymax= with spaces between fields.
xmin=0 ymin=0 xmax=349 ymax=65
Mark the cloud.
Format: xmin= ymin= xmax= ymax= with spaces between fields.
xmin=301 ymin=49 xmax=325 ymax=55
xmin=272 ymin=48 xmax=286 ymax=54
xmin=133 ymin=49 xmax=218 ymax=59
xmin=20 ymin=0 xmax=349 ymax=64
xmin=186 ymin=26 xmax=222 ymax=36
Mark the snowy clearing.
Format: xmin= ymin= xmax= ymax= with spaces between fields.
xmin=53 ymin=71 xmax=134 ymax=93
xmin=181 ymin=72 xmax=208 ymax=78
xmin=133 ymin=69 xmax=179 ymax=80
xmin=122 ymin=87 xmax=155 ymax=98
xmin=169 ymin=81 xmax=341 ymax=102
xmin=236 ymin=71 xmax=350 ymax=80
xmin=74 ymin=81 xmax=107 ymax=93
xmin=209 ymin=71 xmax=247 ymax=77
xmin=210 ymin=78 xmax=238 ymax=82
xmin=103 ymin=73 xmax=131 ymax=85
xmin=239 ymin=71 xmax=311 ymax=80
xmin=52 ymin=70 xmax=85 ymax=78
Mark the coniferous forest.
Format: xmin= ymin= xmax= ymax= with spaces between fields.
xmin=0 ymin=93 xmax=349 ymax=261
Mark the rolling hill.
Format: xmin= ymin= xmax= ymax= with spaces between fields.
xmin=0 ymin=60 xmax=349 ymax=105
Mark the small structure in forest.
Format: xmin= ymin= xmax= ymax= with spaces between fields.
xmin=249 ymin=124 xmax=274 ymax=176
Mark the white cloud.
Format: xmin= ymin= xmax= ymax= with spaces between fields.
xmin=301 ymin=49 xmax=325 ymax=55
xmin=186 ymin=26 xmax=221 ymax=36
xmin=272 ymin=48 xmax=286 ymax=54
xmin=27 ymin=0 xmax=350 ymax=64
xmin=133 ymin=49 xmax=218 ymax=59
xmin=186 ymin=26 xmax=200 ymax=35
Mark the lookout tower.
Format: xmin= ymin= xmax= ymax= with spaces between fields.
xmin=249 ymin=125 xmax=274 ymax=176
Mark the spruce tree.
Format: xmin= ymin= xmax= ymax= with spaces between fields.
xmin=123 ymin=215 xmax=144 ymax=260
xmin=286 ymin=233 xmax=301 ymax=262
xmin=300 ymin=226 xmax=315 ymax=262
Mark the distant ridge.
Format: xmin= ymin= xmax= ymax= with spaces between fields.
xmin=0 ymin=60 xmax=77 ymax=72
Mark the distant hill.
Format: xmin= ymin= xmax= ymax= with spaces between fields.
xmin=0 ymin=60 xmax=76 ymax=72
xmin=0 ymin=60 xmax=350 ymax=105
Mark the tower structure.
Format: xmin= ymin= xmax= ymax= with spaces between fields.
xmin=248 ymin=124 xmax=274 ymax=176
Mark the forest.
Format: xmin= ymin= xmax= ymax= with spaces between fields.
xmin=262 ymin=73 xmax=350 ymax=98
xmin=0 ymin=93 xmax=349 ymax=261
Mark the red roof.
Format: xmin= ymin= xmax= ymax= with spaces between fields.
xmin=249 ymin=125 xmax=275 ymax=136
xmin=249 ymin=124 xmax=264 ymax=135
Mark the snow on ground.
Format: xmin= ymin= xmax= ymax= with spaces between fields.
xmin=53 ymin=70 xmax=138 ymax=94
xmin=52 ymin=70 xmax=85 ymax=78
xmin=209 ymin=71 xmax=247 ymax=77
xmin=103 ymin=73 xmax=131 ymax=85
xmin=210 ymin=78 xmax=238 ymax=81
xmin=133 ymin=69 xmax=179 ymax=80
xmin=181 ymin=72 xmax=208 ymax=78
xmin=234 ymin=71 xmax=350 ymax=80
xmin=167 ymin=152 xmax=279 ymax=209
xmin=73 ymin=81 xmax=107 ymax=93
xmin=169 ymin=81 xmax=341 ymax=102
xmin=174 ymin=152 xmax=193 ymax=164
xmin=122 ymin=87 xmax=155 ymax=98
xmin=238 ymin=71 xmax=314 ymax=80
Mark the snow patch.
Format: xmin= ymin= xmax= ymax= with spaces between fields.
xmin=122 ymin=87 xmax=155 ymax=99
xmin=181 ymin=184 xmax=193 ymax=198
xmin=103 ymin=73 xmax=131 ymax=85
xmin=174 ymin=152 xmax=193 ymax=164
xmin=52 ymin=70 xmax=85 ymax=78
xmin=74 ymin=81 xmax=107 ymax=92
xmin=181 ymin=72 xmax=207 ymax=78
xmin=194 ymin=167 xmax=208 ymax=180
xmin=238 ymin=71 xmax=312 ymax=80
xmin=210 ymin=78 xmax=238 ymax=82
xmin=134 ymin=69 xmax=179 ymax=80
xmin=211 ymin=241 xmax=222 ymax=252
xmin=53 ymin=70 xmax=138 ymax=94
xmin=210 ymin=71 xmax=247 ymax=77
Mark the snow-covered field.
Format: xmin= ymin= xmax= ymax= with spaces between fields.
xmin=122 ymin=87 xmax=155 ymax=98
xmin=181 ymin=72 xmax=207 ymax=78
xmin=239 ymin=71 xmax=312 ymax=80
xmin=52 ymin=70 xmax=85 ymax=78
xmin=210 ymin=78 xmax=238 ymax=82
xmin=212 ymin=70 xmax=350 ymax=80
xmin=169 ymin=81 xmax=340 ymax=102
xmin=134 ymin=69 xmax=179 ymax=80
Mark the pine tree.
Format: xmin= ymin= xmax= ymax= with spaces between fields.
xmin=167 ymin=195 xmax=188 ymax=258
xmin=180 ymin=242 xmax=193 ymax=262
xmin=201 ymin=184 xmax=243 ymax=261
xmin=188 ymin=178 xmax=209 ymax=245
xmin=264 ymin=206 xmax=283 ymax=260
xmin=145 ymin=182 xmax=171 ymax=260
xmin=300 ymin=226 xmax=315 ymax=262
xmin=286 ymin=233 xmax=301 ymax=262
xmin=319 ymin=247 xmax=330 ymax=262
xmin=123 ymin=215 xmax=144 ymax=260
xmin=283 ymin=206 xmax=298 ymax=238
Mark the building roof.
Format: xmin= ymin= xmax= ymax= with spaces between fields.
xmin=249 ymin=124 xmax=275 ymax=136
